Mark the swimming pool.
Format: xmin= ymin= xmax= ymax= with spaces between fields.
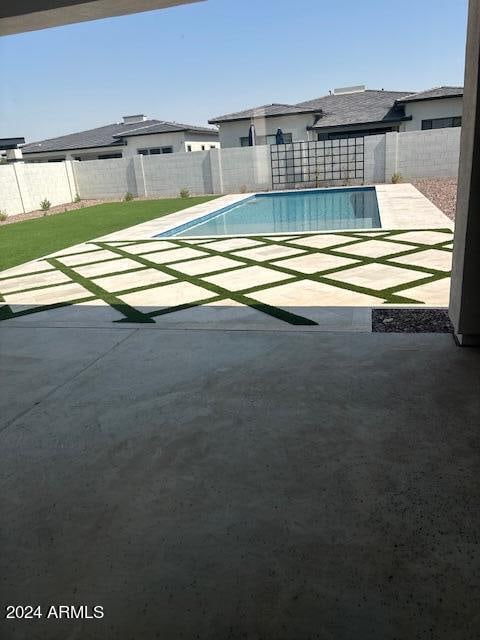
xmin=158 ymin=187 xmax=381 ymax=237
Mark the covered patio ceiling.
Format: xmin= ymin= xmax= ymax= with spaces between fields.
xmin=0 ymin=0 xmax=203 ymax=36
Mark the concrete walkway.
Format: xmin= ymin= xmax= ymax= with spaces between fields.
xmin=1 ymin=326 xmax=479 ymax=640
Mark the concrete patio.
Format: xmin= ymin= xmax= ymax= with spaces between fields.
xmin=1 ymin=326 xmax=479 ymax=640
xmin=0 ymin=180 xmax=473 ymax=640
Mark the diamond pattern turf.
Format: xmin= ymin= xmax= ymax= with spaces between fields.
xmin=0 ymin=229 xmax=453 ymax=326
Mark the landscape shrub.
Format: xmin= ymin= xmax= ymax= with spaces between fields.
xmin=40 ymin=198 xmax=51 ymax=215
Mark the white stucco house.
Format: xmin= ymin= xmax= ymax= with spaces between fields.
xmin=20 ymin=114 xmax=220 ymax=162
xmin=209 ymin=86 xmax=463 ymax=148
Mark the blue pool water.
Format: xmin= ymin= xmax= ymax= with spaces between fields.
xmin=159 ymin=187 xmax=381 ymax=237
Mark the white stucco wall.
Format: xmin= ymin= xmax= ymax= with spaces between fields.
xmin=217 ymin=114 xmax=315 ymax=148
xmin=394 ymin=127 xmax=461 ymax=179
xmin=142 ymin=152 xmax=213 ymax=196
xmin=363 ymin=134 xmax=386 ymax=184
xmin=220 ymin=146 xmax=272 ymax=192
xmin=19 ymin=162 xmax=76 ymax=211
xmin=401 ymin=97 xmax=463 ymax=131
xmin=0 ymin=165 xmax=24 ymax=215
xmin=0 ymin=128 xmax=461 ymax=216
xmin=123 ymin=131 xmax=187 ymax=156
xmin=74 ymin=157 xmax=138 ymax=198
xmin=0 ymin=161 xmax=76 ymax=215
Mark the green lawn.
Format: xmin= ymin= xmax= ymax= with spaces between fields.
xmin=0 ymin=196 xmax=218 ymax=271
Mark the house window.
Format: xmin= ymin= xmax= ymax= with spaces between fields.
xmin=138 ymin=147 xmax=173 ymax=155
xmin=421 ymin=117 xmax=462 ymax=130
xmin=317 ymin=127 xmax=397 ymax=141
xmin=240 ymin=132 xmax=293 ymax=146
xmin=210 ymin=145 xmax=216 ymax=149
xmin=187 ymin=145 xmax=192 ymax=152
xmin=201 ymin=145 xmax=206 ymax=150
xmin=97 ymin=153 xmax=122 ymax=159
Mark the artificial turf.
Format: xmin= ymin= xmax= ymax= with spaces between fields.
xmin=0 ymin=196 xmax=218 ymax=271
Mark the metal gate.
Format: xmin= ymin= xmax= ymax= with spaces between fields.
xmin=270 ymin=138 xmax=364 ymax=190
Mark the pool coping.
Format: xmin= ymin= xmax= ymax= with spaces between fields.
xmin=157 ymin=185 xmax=380 ymax=238
xmin=91 ymin=183 xmax=453 ymax=245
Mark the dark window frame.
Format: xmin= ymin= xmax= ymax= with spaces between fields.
xmin=317 ymin=127 xmax=397 ymax=141
xmin=421 ymin=116 xmax=462 ymax=130
xmin=138 ymin=146 xmax=174 ymax=155
xmin=240 ymin=132 xmax=293 ymax=146
xmin=97 ymin=153 xmax=123 ymax=160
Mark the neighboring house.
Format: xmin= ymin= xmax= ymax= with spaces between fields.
xmin=0 ymin=137 xmax=25 ymax=163
xmin=209 ymin=85 xmax=463 ymax=147
xmin=20 ymin=114 xmax=219 ymax=162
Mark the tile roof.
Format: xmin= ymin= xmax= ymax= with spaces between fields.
xmin=395 ymin=86 xmax=464 ymax=103
xmin=209 ymin=103 xmax=319 ymax=123
xmin=119 ymin=121 xmax=219 ymax=137
xmin=303 ymin=90 xmax=411 ymax=129
xmin=209 ymin=90 xmax=411 ymax=126
xmin=209 ymin=87 xmax=464 ymax=128
xmin=22 ymin=119 xmax=218 ymax=154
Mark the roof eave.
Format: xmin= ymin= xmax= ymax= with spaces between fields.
xmin=307 ymin=116 xmax=412 ymax=131
xmin=114 ymin=128 xmax=187 ymax=139
xmin=396 ymin=93 xmax=463 ymax=105
xmin=22 ymin=140 xmax=126 ymax=154
xmin=209 ymin=108 xmax=320 ymax=125
xmin=116 ymin=127 xmax=218 ymax=139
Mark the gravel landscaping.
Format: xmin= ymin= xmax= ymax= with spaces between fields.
xmin=372 ymin=309 xmax=453 ymax=333
xmin=412 ymin=177 xmax=457 ymax=220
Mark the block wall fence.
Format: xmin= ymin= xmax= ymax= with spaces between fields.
xmin=0 ymin=128 xmax=461 ymax=216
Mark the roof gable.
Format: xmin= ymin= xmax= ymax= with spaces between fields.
xmin=209 ymin=103 xmax=319 ymax=124
xmin=22 ymin=119 xmax=218 ymax=154
xmin=395 ymin=86 xmax=464 ymax=104
xmin=117 ymin=121 xmax=219 ymax=137
xmin=209 ymin=90 xmax=412 ymax=128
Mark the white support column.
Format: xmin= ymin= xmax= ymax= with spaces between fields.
xmin=209 ymin=148 xmax=224 ymax=194
xmin=449 ymin=0 xmax=480 ymax=346
xmin=384 ymin=132 xmax=398 ymax=182
xmin=64 ymin=161 xmax=76 ymax=201
xmin=133 ymin=155 xmax=148 ymax=197
xmin=12 ymin=163 xmax=26 ymax=214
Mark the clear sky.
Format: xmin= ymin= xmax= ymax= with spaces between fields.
xmin=0 ymin=0 xmax=468 ymax=143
